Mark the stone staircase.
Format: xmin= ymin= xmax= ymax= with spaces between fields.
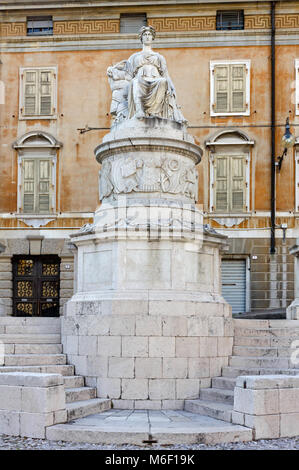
xmin=0 ymin=317 xmax=111 ymax=421
xmin=185 ymin=319 xmax=299 ymax=422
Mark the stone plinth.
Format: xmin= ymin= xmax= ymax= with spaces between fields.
xmin=62 ymin=118 xmax=232 ymax=409
xmin=232 ymin=375 xmax=299 ymax=439
xmin=0 ymin=373 xmax=66 ymax=438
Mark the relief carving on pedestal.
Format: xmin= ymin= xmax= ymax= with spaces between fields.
xmin=99 ymin=155 xmax=198 ymax=201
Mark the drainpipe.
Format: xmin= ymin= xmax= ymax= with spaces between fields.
xmin=270 ymin=1 xmax=276 ymax=254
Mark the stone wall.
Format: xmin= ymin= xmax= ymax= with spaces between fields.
xmin=62 ymin=308 xmax=234 ymax=410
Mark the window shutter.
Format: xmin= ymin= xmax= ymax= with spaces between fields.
xmin=214 ymin=66 xmax=229 ymax=113
xmin=120 ymin=14 xmax=147 ymax=33
xmin=215 ymin=156 xmax=229 ymax=211
xmin=24 ymin=71 xmax=38 ymax=115
xmin=39 ymin=70 xmax=52 ymax=115
xmin=23 ymin=160 xmax=35 ymax=213
xmin=37 ymin=159 xmax=50 ymax=213
xmin=22 ymin=158 xmax=52 ymax=213
xmin=231 ymin=156 xmax=245 ymax=211
xmin=231 ymin=65 xmax=246 ymax=113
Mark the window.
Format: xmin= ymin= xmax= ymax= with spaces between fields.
xmin=13 ymin=131 xmax=61 ymax=215
xmin=22 ymin=158 xmax=53 ymax=214
xmin=206 ymin=130 xmax=253 ymax=214
xmin=120 ymin=13 xmax=147 ymax=33
xmin=213 ymin=155 xmax=246 ymax=212
xmin=210 ymin=60 xmax=250 ymax=116
xmin=27 ymin=16 xmax=53 ymax=36
xmin=19 ymin=67 xmax=57 ymax=119
xmin=216 ymin=10 xmax=244 ymax=30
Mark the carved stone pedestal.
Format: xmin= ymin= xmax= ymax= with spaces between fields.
xmin=62 ymin=119 xmax=233 ymax=409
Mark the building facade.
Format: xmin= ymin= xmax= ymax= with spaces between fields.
xmin=1 ymin=0 xmax=299 ymax=316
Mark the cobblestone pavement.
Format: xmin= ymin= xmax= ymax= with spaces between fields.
xmin=0 ymin=434 xmax=298 ymax=450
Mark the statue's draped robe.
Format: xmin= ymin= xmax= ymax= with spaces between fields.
xmin=126 ymin=51 xmax=186 ymax=123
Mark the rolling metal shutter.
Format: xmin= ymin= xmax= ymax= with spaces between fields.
xmin=221 ymin=259 xmax=246 ymax=314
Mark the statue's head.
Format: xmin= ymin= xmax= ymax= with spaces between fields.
xmin=139 ymin=26 xmax=156 ymax=44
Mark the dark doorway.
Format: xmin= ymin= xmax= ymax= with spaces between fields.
xmin=12 ymin=255 xmax=60 ymax=317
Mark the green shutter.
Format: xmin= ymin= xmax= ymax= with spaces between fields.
xmin=215 ymin=156 xmax=229 ymax=211
xmin=214 ymin=64 xmax=246 ymax=113
xmin=24 ymin=71 xmax=38 ymax=115
xmin=231 ymin=156 xmax=245 ymax=211
xmin=214 ymin=66 xmax=229 ymax=113
xmin=23 ymin=69 xmax=54 ymax=116
xmin=22 ymin=159 xmax=52 ymax=213
xmin=37 ymin=160 xmax=50 ymax=213
xmin=23 ymin=160 xmax=35 ymax=212
xmin=231 ymin=65 xmax=246 ymax=113
xmin=39 ymin=71 xmax=52 ymax=115
xmin=214 ymin=156 xmax=246 ymax=212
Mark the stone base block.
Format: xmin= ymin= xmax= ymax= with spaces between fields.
xmin=0 ymin=373 xmax=67 ymax=439
xmin=233 ymin=375 xmax=299 ymax=439
xmin=62 ymin=305 xmax=233 ymax=407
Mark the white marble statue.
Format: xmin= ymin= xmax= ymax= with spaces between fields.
xmin=107 ymin=26 xmax=186 ymax=124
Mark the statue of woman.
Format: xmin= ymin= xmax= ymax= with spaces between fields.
xmin=127 ymin=26 xmax=186 ymax=123
xmin=107 ymin=26 xmax=186 ymax=124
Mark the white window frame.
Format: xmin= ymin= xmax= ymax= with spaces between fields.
xmin=19 ymin=66 xmax=57 ymax=120
xmin=295 ymin=59 xmax=299 ymax=116
xmin=210 ymin=60 xmax=250 ymax=117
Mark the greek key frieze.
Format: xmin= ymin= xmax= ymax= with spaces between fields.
xmin=0 ymin=22 xmax=26 ymax=37
xmin=245 ymin=14 xmax=299 ymax=29
xmin=148 ymin=16 xmax=216 ymax=32
xmin=53 ymin=20 xmax=119 ymax=35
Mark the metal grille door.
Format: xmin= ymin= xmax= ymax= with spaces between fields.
xmin=13 ymin=255 xmax=60 ymax=317
xmin=221 ymin=259 xmax=246 ymax=314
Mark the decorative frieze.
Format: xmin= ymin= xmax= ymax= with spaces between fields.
xmin=53 ymin=20 xmax=119 ymax=35
xmin=0 ymin=22 xmax=26 ymax=37
xmin=148 ymin=16 xmax=216 ymax=32
xmin=0 ymin=14 xmax=298 ymax=39
xmin=245 ymin=14 xmax=299 ymax=29
xmin=244 ymin=15 xmax=271 ymax=29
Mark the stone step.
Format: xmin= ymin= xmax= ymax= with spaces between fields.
xmin=234 ymin=327 xmax=299 ymax=338
xmin=3 ymin=354 xmax=67 ymax=366
xmin=232 ymin=346 xmax=293 ymax=357
xmin=212 ymin=377 xmax=237 ymax=391
xmin=233 ymin=319 xmax=299 ymax=328
xmin=0 ymin=364 xmax=74 ymax=376
xmin=66 ymin=398 xmax=111 ymax=421
xmin=233 ymin=319 xmax=271 ymax=328
xmin=65 ymin=387 xmax=96 ymax=404
xmin=3 ymin=325 xmax=61 ymax=334
xmin=229 ymin=356 xmax=294 ymax=369
xmin=222 ymin=366 xmax=299 ymax=378
xmin=200 ymin=387 xmax=234 ymax=405
xmin=0 ymin=334 xmax=61 ymax=344
xmin=184 ymin=399 xmax=233 ymax=423
xmin=4 ymin=344 xmax=63 ymax=355
xmin=46 ymin=415 xmax=252 ymax=446
xmin=0 ymin=317 xmax=61 ymax=326
xmin=234 ymin=335 xmax=297 ymax=348
xmin=63 ymin=376 xmax=85 ymax=388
